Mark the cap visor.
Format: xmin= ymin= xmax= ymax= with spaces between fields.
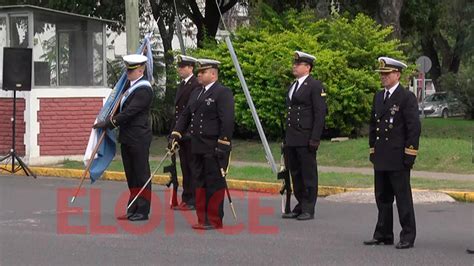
xmin=376 ymin=68 xmax=399 ymax=73
xmin=197 ymin=65 xmax=214 ymax=71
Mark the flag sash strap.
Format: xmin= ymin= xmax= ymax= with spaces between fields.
xmin=119 ymin=80 xmax=152 ymax=112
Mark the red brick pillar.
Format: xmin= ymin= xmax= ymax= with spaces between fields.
xmin=0 ymin=98 xmax=26 ymax=155
xmin=37 ymin=98 xmax=103 ymax=156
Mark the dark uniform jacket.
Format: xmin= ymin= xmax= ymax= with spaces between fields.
xmin=369 ymin=84 xmax=421 ymax=171
xmin=112 ymin=78 xmax=154 ymax=145
xmin=170 ymin=75 xmax=201 ymax=136
xmin=174 ymin=81 xmax=234 ymax=154
xmin=285 ymin=75 xmax=327 ymax=146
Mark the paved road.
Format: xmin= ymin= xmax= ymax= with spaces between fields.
xmin=1 ymin=175 xmax=473 ymax=265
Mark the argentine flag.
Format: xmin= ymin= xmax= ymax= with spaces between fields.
xmin=84 ymin=34 xmax=154 ymax=183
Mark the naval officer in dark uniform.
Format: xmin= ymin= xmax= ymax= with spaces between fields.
xmin=169 ymin=59 xmax=234 ymax=230
xmin=283 ymin=51 xmax=327 ymax=221
xmin=171 ymin=55 xmax=201 ymax=211
xmin=364 ymin=57 xmax=421 ymax=249
xmin=93 ymin=54 xmax=154 ymax=221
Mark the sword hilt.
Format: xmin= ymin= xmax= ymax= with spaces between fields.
xmin=166 ymin=140 xmax=180 ymax=154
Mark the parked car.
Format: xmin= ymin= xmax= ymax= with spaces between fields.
xmin=419 ymin=92 xmax=465 ymax=118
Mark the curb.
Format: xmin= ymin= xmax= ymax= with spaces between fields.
xmin=440 ymin=190 xmax=474 ymax=203
xmin=2 ymin=167 xmax=473 ymax=202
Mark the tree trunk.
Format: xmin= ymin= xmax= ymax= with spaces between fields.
xmin=150 ymin=0 xmax=178 ymax=132
xmin=198 ymin=1 xmax=221 ymax=47
xmin=377 ymin=0 xmax=403 ymax=40
xmin=449 ymin=31 xmax=466 ymax=73
xmin=192 ymin=0 xmax=238 ymax=47
xmin=150 ymin=1 xmax=175 ymax=67
xmin=420 ymin=33 xmax=442 ymax=83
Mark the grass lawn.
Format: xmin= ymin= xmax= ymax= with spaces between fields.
xmin=419 ymin=117 xmax=472 ymax=140
xmin=147 ymin=118 xmax=473 ymax=174
xmin=54 ymin=117 xmax=472 ymax=191
xmin=226 ymin=166 xmax=474 ymax=191
xmin=60 ymin=160 xmax=474 ymax=192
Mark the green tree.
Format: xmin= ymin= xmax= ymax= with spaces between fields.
xmin=175 ymin=0 xmax=243 ymax=47
xmin=401 ymin=0 xmax=474 ymax=83
xmin=253 ymin=0 xmax=403 ymax=38
xmin=191 ymin=6 xmax=408 ymax=138
xmin=255 ymin=0 xmax=473 ymax=89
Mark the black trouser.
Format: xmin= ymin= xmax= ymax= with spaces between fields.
xmin=373 ymin=169 xmax=416 ymax=244
xmin=178 ymin=139 xmax=195 ymax=206
xmin=121 ymin=142 xmax=151 ymax=216
xmin=287 ymin=146 xmax=318 ymax=215
xmin=191 ymin=153 xmax=226 ymax=227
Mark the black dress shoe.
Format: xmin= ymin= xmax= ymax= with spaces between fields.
xmin=211 ymin=222 xmax=223 ymax=229
xmin=296 ymin=213 xmax=314 ymax=220
xmin=281 ymin=212 xmax=299 ymax=219
xmin=128 ymin=213 xmax=149 ymax=221
xmin=363 ymin=238 xmax=394 ymax=245
xmin=117 ymin=213 xmax=133 ymax=220
xmin=192 ymin=223 xmax=222 ymax=230
xmin=192 ymin=223 xmax=214 ymax=230
xmin=173 ymin=203 xmax=196 ymax=211
xmin=395 ymin=241 xmax=414 ymax=249
xmin=172 ymin=202 xmax=185 ymax=210
xmin=467 ymin=248 xmax=474 ymax=254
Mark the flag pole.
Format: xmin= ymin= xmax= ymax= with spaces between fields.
xmin=214 ymin=0 xmax=278 ymax=173
xmin=71 ymin=130 xmax=106 ymax=203
xmin=70 ymin=91 xmax=125 ymax=203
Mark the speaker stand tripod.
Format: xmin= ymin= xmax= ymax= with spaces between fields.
xmin=0 ymin=89 xmax=36 ymax=178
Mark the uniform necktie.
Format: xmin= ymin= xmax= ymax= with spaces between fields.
xmin=196 ymin=87 xmax=205 ymax=100
xmin=384 ymin=90 xmax=390 ymax=103
xmin=290 ymin=80 xmax=299 ymax=100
